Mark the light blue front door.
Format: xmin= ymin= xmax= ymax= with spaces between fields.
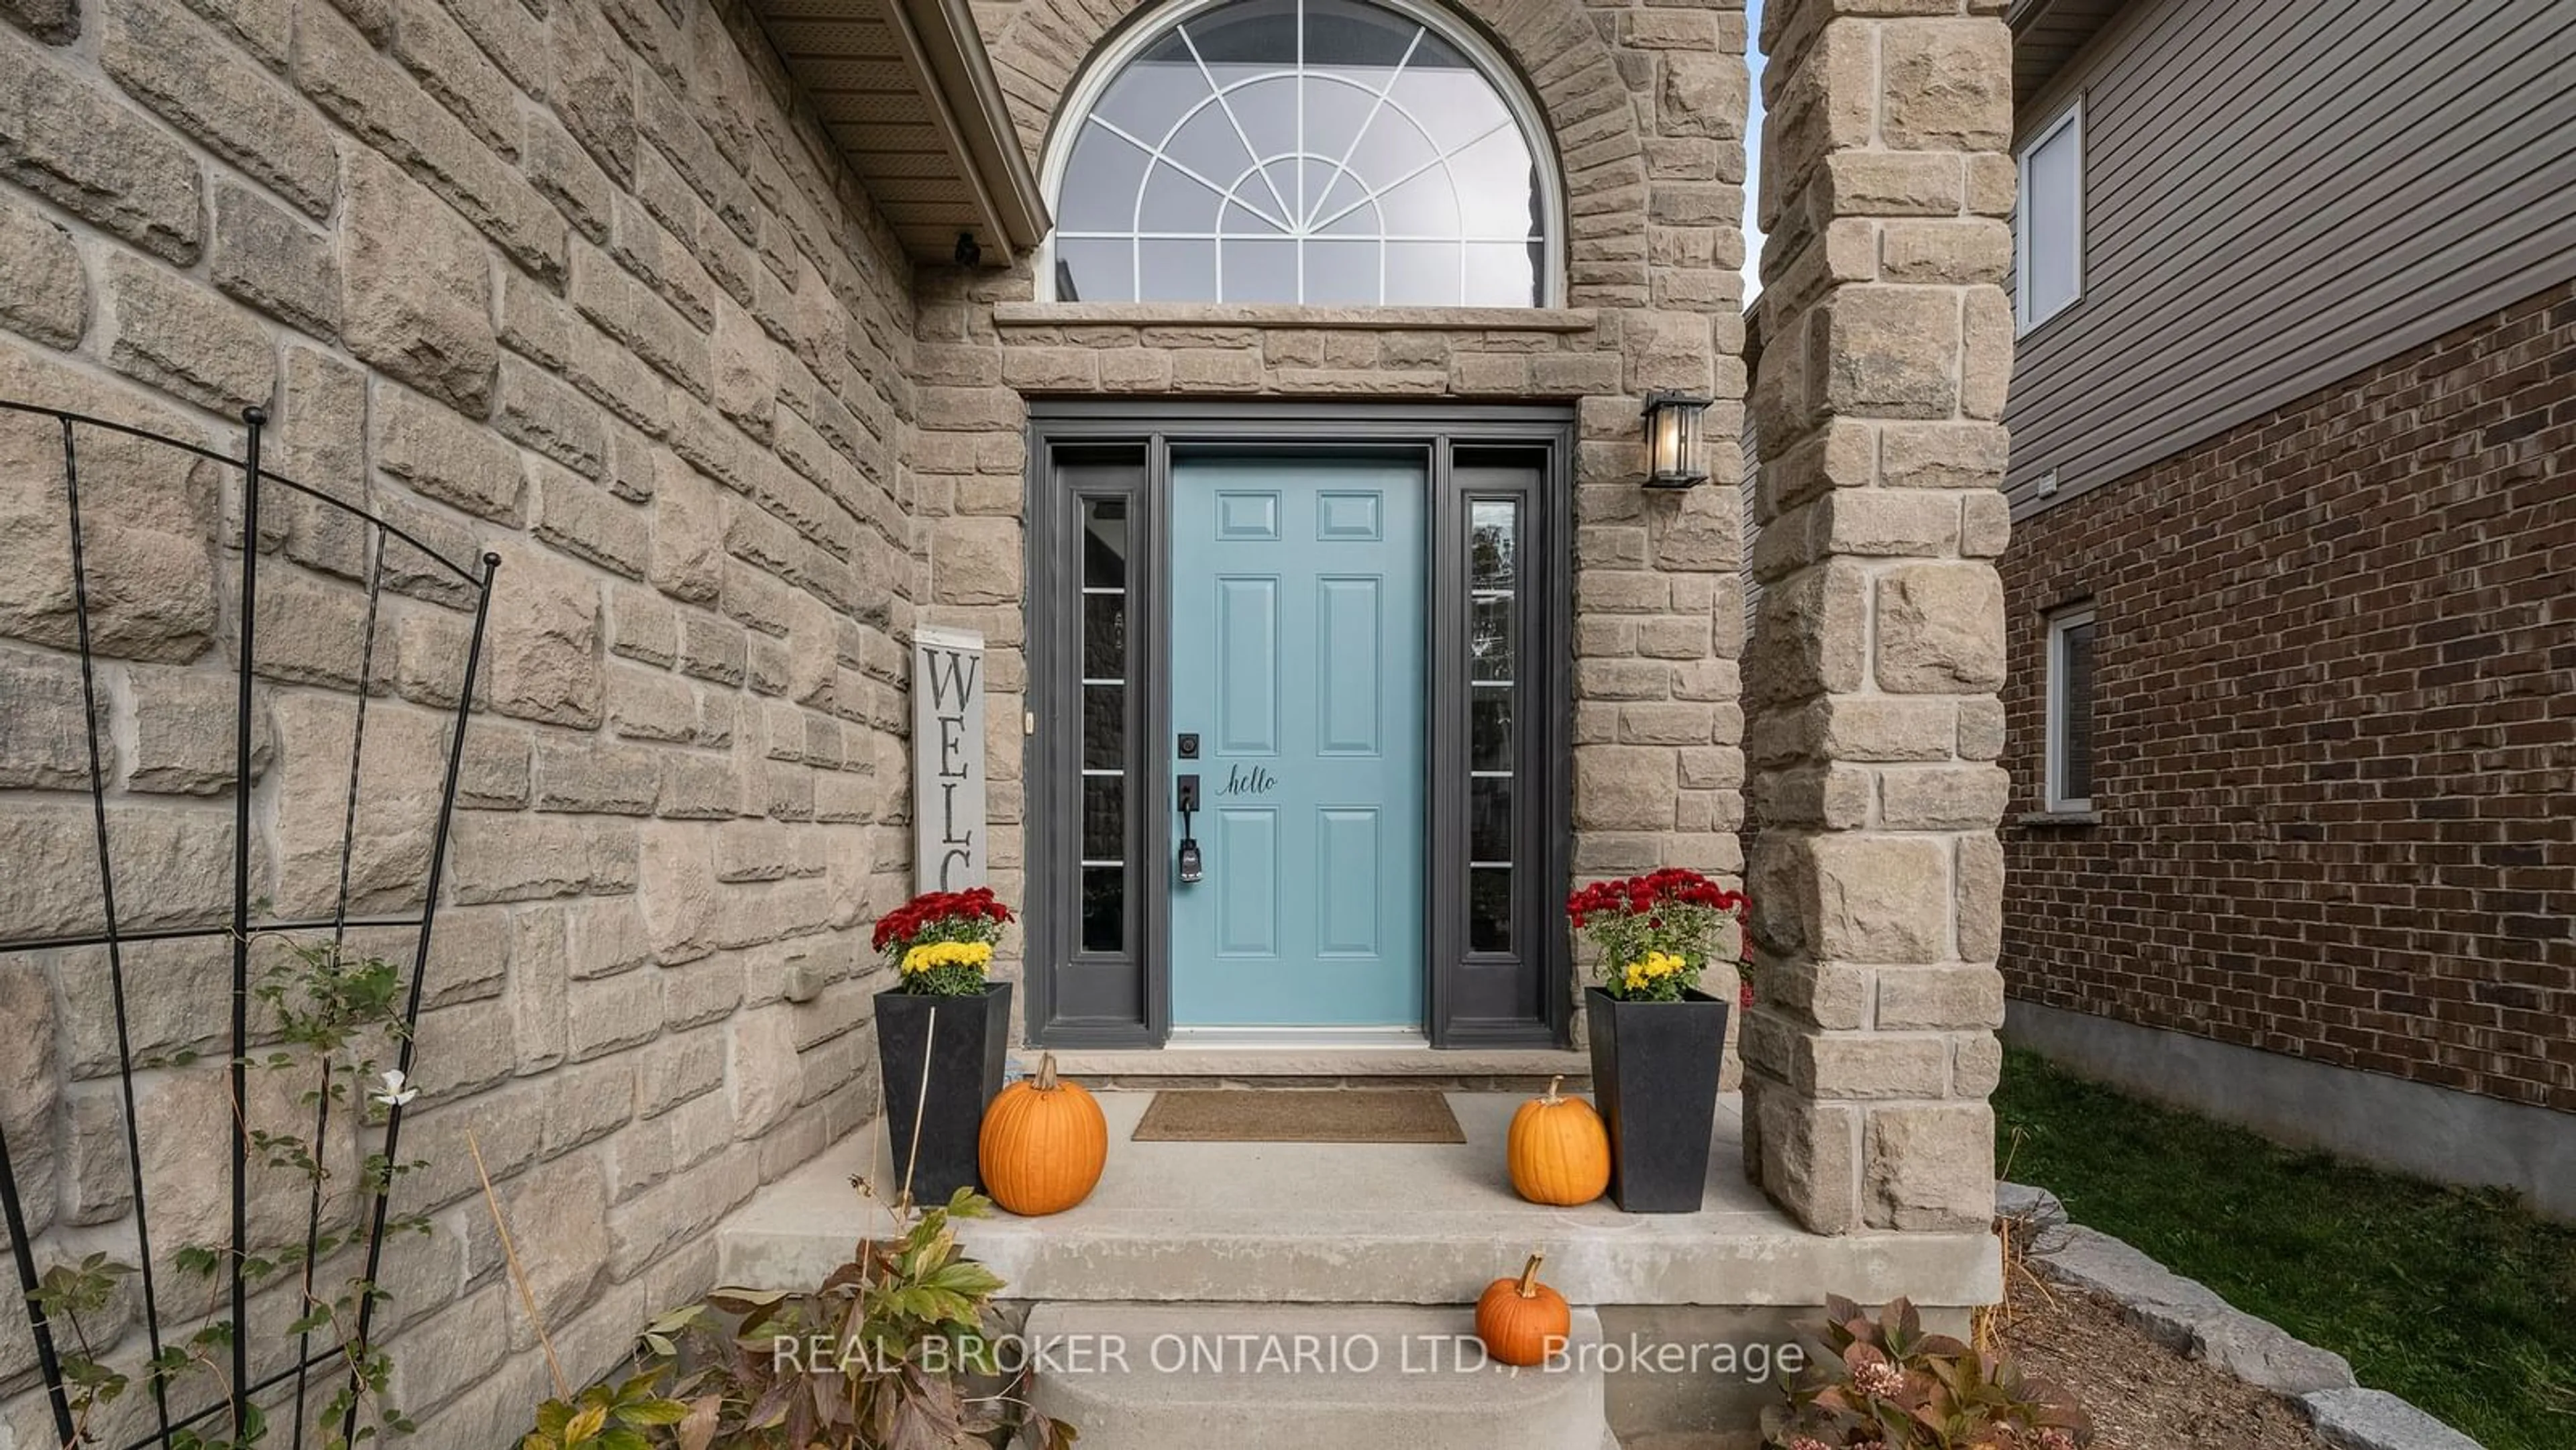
xmin=1169 ymin=457 xmax=1427 ymax=1027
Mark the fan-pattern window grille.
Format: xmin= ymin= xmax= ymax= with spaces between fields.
xmin=1049 ymin=0 xmax=1552 ymax=306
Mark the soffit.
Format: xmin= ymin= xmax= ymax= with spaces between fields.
xmin=749 ymin=0 xmax=1049 ymax=265
xmin=2008 ymin=0 xmax=2130 ymax=105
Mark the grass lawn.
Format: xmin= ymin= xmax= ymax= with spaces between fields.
xmin=1992 ymin=1048 xmax=2576 ymax=1450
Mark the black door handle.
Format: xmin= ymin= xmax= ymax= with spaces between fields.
xmin=1177 ymin=773 xmax=1203 ymax=883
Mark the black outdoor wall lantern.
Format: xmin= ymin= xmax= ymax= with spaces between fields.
xmin=1641 ymin=390 xmax=1713 ymax=490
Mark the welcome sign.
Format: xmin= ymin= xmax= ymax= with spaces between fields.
xmin=912 ymin=626 xmax=987 ymax=892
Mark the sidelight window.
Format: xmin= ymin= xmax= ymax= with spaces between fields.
xmin=1079 ymin=498 xmax=1132 ymax=950
xmin=1466 ymin=498 xmax=1517 ymax=952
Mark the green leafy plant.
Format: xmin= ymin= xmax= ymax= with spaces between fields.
xmin=24 ymin=932 xmax=429 ymax=1450
xmin=518 ymin=1371 xmax=698 ymax=1450
xmin=25 ymin=1254 xmax=137 ymax=1445
xmin=1763 ymin=1296 xmax=2092 ymax=1450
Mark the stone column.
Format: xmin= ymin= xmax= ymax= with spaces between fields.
xmin=1739 ymin=0 xmax=2015 ymax=1235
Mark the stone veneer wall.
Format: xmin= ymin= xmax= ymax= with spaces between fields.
xmin=0 ymin=0 xmax=922 ymax=1441
xmin=1739 ymin=0 xmax=2016 ymax=1235
xmin=911 ymin=0 xmax=1756 ymax=1016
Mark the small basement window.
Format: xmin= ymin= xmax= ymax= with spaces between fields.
xmin=2015 ymin=100 xmax=2082 ymax=334
xmin=2045 ymin=606 xmax=2096 ymax=813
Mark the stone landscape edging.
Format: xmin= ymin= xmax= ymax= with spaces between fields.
xmin=1996 ymin=1182 xmax=2485 ymax=1450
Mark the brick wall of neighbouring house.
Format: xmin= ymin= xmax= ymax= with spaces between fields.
xmin=1998 ymin=280 xmax=2576 ymax=1115
xmin=0 ymin=1 xmax=918 ymax=1441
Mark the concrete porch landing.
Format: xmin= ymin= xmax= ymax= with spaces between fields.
xmin=717 ymin=1091 xmax=1998 ymax=1308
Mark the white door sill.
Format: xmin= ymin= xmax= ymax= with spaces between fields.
xmin=1024 ymin=1040 xmax=1591 ymax=1080
xmin=1163 ymin=1025 xmax=1431 ymax=1049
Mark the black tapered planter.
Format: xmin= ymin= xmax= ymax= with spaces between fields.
xmin=1584 ymin=986 xmax=1730 ymax=1213
xmin=874 ymin=983 xmax=1013 ymax=1204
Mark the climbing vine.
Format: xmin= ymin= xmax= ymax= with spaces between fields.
xmin=27 ymin=932 xmax=433 ymax=1449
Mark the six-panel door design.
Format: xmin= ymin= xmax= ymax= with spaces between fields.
xmin=1168 ymin=457 xmax=1428 ymax=1027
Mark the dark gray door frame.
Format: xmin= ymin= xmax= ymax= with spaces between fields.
xmin=1023 ymin=401 xmax=1575 ymax=1049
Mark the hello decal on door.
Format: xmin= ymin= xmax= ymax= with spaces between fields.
xmin=1218 ymin=765 xmax=1279 ymax=797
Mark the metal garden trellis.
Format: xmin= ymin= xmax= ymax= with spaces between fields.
xmin=0 ymin=400 xmax=498 ymax=1449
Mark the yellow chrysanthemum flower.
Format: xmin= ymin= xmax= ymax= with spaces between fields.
xmin=1617 ymin=951 xmax=1690 ymax=994
xmin=900 ymin=940 xmax=994 ymax=974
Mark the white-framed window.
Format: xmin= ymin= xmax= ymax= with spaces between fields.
xmin=1038 ymin=0 xmax=1561 ymax=306
xmin=2044 ymin=606 xmax=2096 ymax=814
xmin=2014 ymin=100 xmax=2083 ymax=335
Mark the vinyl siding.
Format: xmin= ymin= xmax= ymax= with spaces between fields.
xmin=2003 ymin=0 xmax=2576 ymax=517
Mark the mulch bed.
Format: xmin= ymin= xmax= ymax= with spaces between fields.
xmin=1995 ymin=1268 xmax=2328 ymax=1450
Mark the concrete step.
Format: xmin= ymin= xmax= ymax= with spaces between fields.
xmin=1023 ymin=1301 xmax=1615 ymax=1450
xmin=718 ymin=1095 xmax=2000 ymax=1310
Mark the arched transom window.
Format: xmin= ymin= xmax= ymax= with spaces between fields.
xmin=1046 ymin=0 xmax=1556 ymax=306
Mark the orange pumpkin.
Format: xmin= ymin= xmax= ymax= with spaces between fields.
xmin=978 ymin=1054 xmax=1108 ymax=1216
xmin=1475 ymin=1252 xmax=1571 ymax=1367
xmin=1507 ymin=1075 xmax=1610 ymax=1207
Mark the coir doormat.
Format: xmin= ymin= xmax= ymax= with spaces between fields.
xmin=1131 ymin=1089 xmax=1466 ymax=1144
